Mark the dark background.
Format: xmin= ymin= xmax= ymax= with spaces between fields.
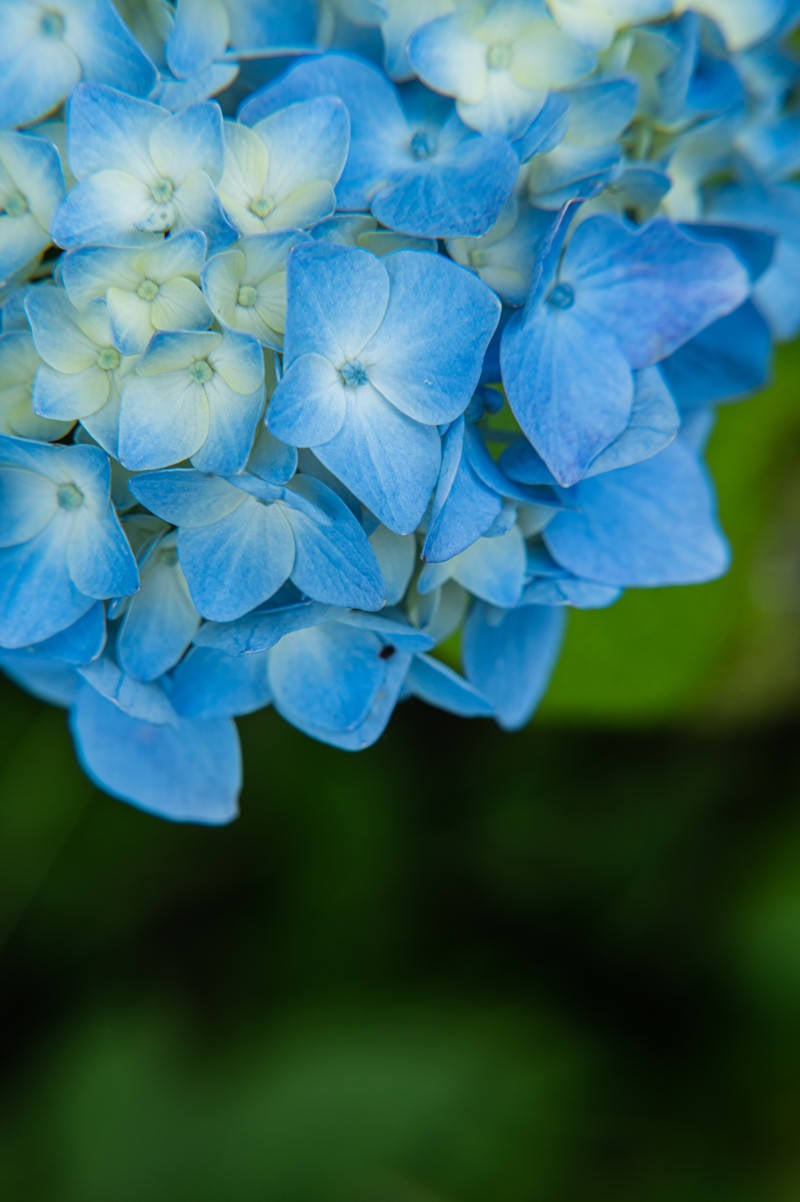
xmin=0 ymin=347 xmax=799 ymax=1201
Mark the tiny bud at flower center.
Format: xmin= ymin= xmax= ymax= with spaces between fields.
xmin=249 ymin=195 xmax=275 ymax=219
xmin=40 ymin=10 xmax=65 ymax=38
xmin=486 ymin=42 xmax=513 ymax=70
xmin=57 ymin=482 xmax=83 ymax=510
xmin=547 ymin=282 xmax=575 ymax=310
xmin=409 ymin=130 xmax=437 ymax=160
xmin=96 ymin=347 xmax=120 ymax=371
xmin=237 ymin=284 xmax=258 ymax=308
xmin=137 ymin=278 xmax=159 ymax=302
xmin=340 ymin=359 xmax=368 ymax=387
xmin=189 ymin=358 xmax=213 ymax=384
xmin=151 ymin=178 xmax=174 ymax=204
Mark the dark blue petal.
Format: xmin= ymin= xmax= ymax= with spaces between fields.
xmin=660 ymin=302 xmax=773 ymax=410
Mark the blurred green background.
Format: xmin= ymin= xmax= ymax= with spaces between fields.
xmin=1 ymin=347 xmax=799 ymax=1202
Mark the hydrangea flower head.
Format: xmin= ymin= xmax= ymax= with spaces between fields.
xmin=0 ymin=0 xmax=797 ymax=823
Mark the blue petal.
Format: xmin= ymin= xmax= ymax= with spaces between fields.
xmin=226 ymin=0 xmax=317 ymax=52
xmin=193 ymin=598 xmax=333 ymax=655
xmin=282 ymin=475 xmax=385 ymax=609
xmin=584 ymin=367 xmax=680 ymax=477
xmin=149 ymin=101 xmax=225 ymax=186
xmin=267 ymin=618 xmax=410 ymax=748
xmin=314 ymin=386 xmax=441 ymax=534
xmin=0 ymin=519 xmax=91 ymax=649
xmin=512 ymin=92 xmax=569 ymax=162
xmin=166 ymin=0 xmax=230 ymax=78
xmin=660 ymin=302 xmax=773 ymax=410
xmin=338 ymin=610 xmax=434 ymax=652
xmin=684 ymin=223 xmax=775 ymax=284
xmin=381 ymin=0 xmax=455 ymax=80
xmin=253 ymin=94 xmax=350 ymax=195
xmin=25 ymin=286 xmax=97 ymax=374
xmin=370 ymin=125 xmax=520 ymax=239
xmin=423 ymin=422 xmax=504 ymax=562
xmin=239 ymin=53 xmax=409 ymax=211
xmin=66 ymin=506 xmax=139 ymax=599
xmin=169 ymin=645 xmax=272 ymax=719
xmin=404 ymin=653 xmax=493 ymax=717
xmin=563 ymin=76 xmax=639 ymax=145
xmin=179 ymin=497 xmax=296 ymax=621
xmin=51 ymin=172 xmax=157 ymax=250
xmin=63 ymin=0 xmax=157 ymax=98
xmin=65 ymin=84 xmax=164 ymax=179
xmin=451 ymin=525 xmax=527 ymax=608
xmin=283 ymin=240 xmax=390 ymax=366
xmin=755 ymin=235 xmax=800 ymax=341
xmin=31 ymin=602 xmax=106 ymax=663
xmin=501 ymin=304 xmax=634 ymax=487
xmin=0 ymin=648 xmax=81 ymax=706
xmin=544 ymin=441 xmax=730 ymax=586
xmin=191 ymin=380 xmax=264 ymax=476
xmin=522 ymin=575 xmax=622 ymax=608
xmin=368 ymin=526 xmax=417 ymax=605
xmin=0 ymin=465 xmax=57 ymax=546
xmin=155 ymin=62 xmax=240 ymax=113
xmin=0 ymin=132 xmax=65 ymax=283
xmin=317 ymin=647 xmax=412 ymax=749
xmin=78 ymin=656 xmax=178 ymax=723
xmin=119 ymin=370 xmax=209 ymax=471
xmin=269 ymin=620 xmax=384 ymax=733
xmin=564 ymin=215 xmax=751 ymax=369
xmin=266 ymin=353 xmax=348 ymax=446
xmin=71 ymin=685 xmax=240 ymax=824
xmin=462 ymin=602 xmax=566 ymax=730
xmin=130 ymin=469 xmax=244 ymax=528
xmin=247 ymin=427 xmax=298 ymax=485
xmin=117 ymin=540 xmax=199 ymax=682
xmin=0 ymin=19 xmax=80 ymax=128
xmin=363 ymin=250 xmax=500 ymax=424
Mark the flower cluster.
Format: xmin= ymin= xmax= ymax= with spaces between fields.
xmin=1 ymin=0 xmax=798 ymax=822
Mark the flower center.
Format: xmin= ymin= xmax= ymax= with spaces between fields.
xmin=57 ymin=482 xmax=83 ymax=510
xmin=137 ymin=277 xmax=159 ymax=302
xmin=249 ymin=195 xmax=275 ymax=219
xmin=486 ymin=42 xmax=513 ymax=70
xmin=547 ymin=282 xmax=575 ymax=310
xmin=150 ymin=178 xmax=174 ymax=204
xmin=469 ymin=248 xmax=489 ymax=268
xmin=189 ymin=358 xmax=213 ymax=384
xmin=409 ymin=130 xmax=437 ymax=161
xmin=237 ymin=284 xmax=258 ymax=308
xmin=159 ymin=545 xmax=179 ymax=567
xmin=340 ymin=359 xmax=368 ymax=387
xmin=39 ymin=9 xmax=65 ymax=38
xmin=96 ymin=346 xmax=120 ymax=371
xmin=3 ymin=190 xmax=29 ymax=217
